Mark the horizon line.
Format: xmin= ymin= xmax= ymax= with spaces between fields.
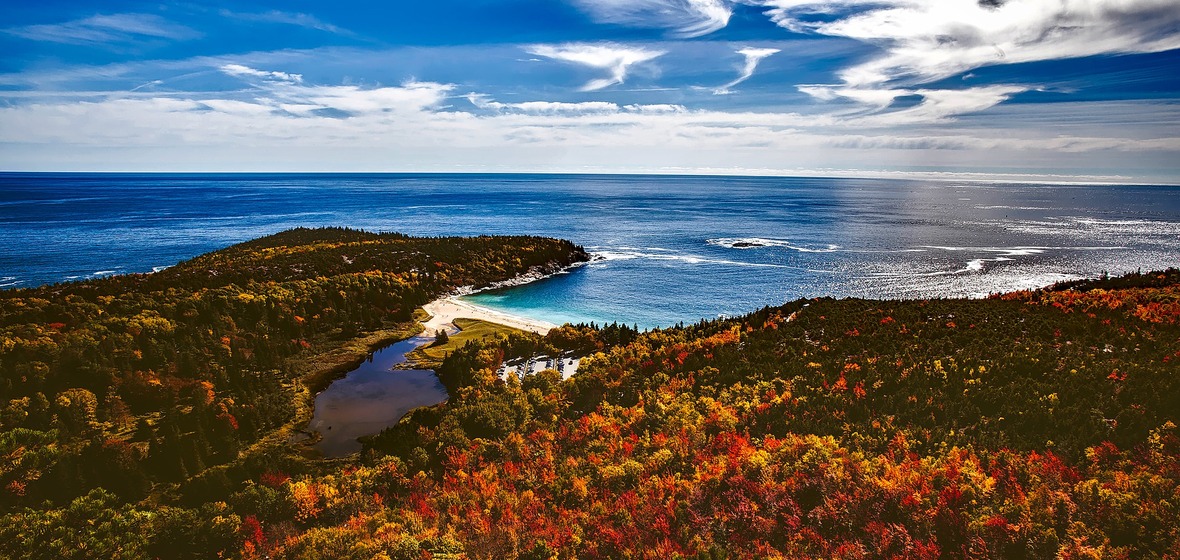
xmin=1 ymin=169 xmax=1177 ymax=187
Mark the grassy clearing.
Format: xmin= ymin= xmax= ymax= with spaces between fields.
xmin=408 ymin=318 xmax=527 ymax=368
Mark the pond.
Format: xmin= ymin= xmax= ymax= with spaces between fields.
xmin=309 ymin=335 xmax=448 ymax=457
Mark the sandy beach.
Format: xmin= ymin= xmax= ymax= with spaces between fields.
xmin=420 ymin=296 xmax=557 ymax=336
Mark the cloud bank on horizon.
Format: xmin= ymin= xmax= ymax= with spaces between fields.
xmin=0 ymin=0 xmax=1177 ymax=181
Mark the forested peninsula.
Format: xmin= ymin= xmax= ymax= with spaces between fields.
xmin=2 ymin=229 xmax=1178 ymax=559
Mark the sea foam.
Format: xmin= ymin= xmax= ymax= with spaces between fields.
xmin=588 ymin=248 xmax=806 ymax=270
xmin=706 ymin=238 xmax=840 ymax=253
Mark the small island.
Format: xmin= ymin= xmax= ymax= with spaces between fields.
xmin=2 ymin=229 xmax=1178 ymax=559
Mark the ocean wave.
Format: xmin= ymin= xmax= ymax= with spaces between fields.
xmin=879 ymin=271 xmax=1086 ymax=300
xmin=590 ymin=249 xmax=816 ymax=270
xmin=867 ymin=244 xmax=1134 ymax=280
xmin=868 ymin=247 xmax=1039 ymax=278
xmin=706 ymin=237 xmax=840 ymax=253
xmin=920 ymin=246 xmax=1048 ymax=258
xmin=975 ymin=205 xmax=1051 ymax=210
xmin=846 ymin=248 xmax=929 ymax=254
xmin=991 ymin=216 xmax=1180 ymax=239
xmin=151 ymin=265 xmax=171 ymax=273
xmin=591 ymin=250 xmax=643 ymax=262
xmin=0 ymin=277 xmax=21 ymax=288
xmin=868 ymin=265 xmax=984 ymax=279
xmin=606 ymin=246 xmax=676 ymax=253
xmin=90 ymin=269 xmax=120 ymax=276
xmin=923 ymin=245 xmax=1127 ymax=255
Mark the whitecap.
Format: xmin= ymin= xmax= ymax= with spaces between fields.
xmin=707 ymin=237 xmax=840 ymax=253
xmin=591 ymin=250 xmax=644 ymax=261
xmin=975 ymin=205 xmax=1051 ymax=210
xmin=590 ymin=249 xmax=809 ymax=270
xmin=992 ymin=216 xmax=1180 ymax=239
xmin=847 ymin=248 xmax=929 ymax=254
xmin=921 ymin=245 xmax=1125 ymax=256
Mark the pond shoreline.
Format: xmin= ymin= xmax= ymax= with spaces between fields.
xmin=306 ymin=263 xmax=574 ymax=457
xmin=309 ymin=334 xmax=447 ymax=457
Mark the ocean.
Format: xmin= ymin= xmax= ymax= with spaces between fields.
xmin=2 ymin=173 xmax=1178 ymax=329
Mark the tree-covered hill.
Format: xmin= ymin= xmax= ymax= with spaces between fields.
xmin=0 ymin=228 xmax=588 ymax=512
xmin=2 ymin=247 xmax=1177 ymax=558
xmin=359 ymin=269 xmax=1178 ymax=559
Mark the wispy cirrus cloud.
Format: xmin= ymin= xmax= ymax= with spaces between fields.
xmin=756 ymin=0 xmax=1180 ymax=123
xmin=1 ymin=64 xmax=1175 ymax=181
xmin=796 ymin=84 xmax=1029 ymax=124
xmin=758 ymin=0 xmax=1180 ymax=87
xmin=527 ymin=43 xmax=666 ymax=90
xmin=466 ymin=96 xmax=622 ymax=114
xmin=714 ymin=47 xmax=780 ymax=94
xmin=299 ymin=82 xmax=453 ymax=115
xmin=3 ymin=82 xmax=1172 ymax=179
xmin=221 ymin=64 xmax=304 ymax=84
xmin=572 ymin=0 xmax=734 ymax=37
xmin=218 ymin=9 xmax=354 ymax=36
xmin=3 ymin=13 xmax=200 ymax=46
xmin=858 ymin=85 xmax=1029 ymax=125
xmin=466 ymin=95 xmax=690 ymax=116
xmin=218 ymin=67 xmax=453 ymax=117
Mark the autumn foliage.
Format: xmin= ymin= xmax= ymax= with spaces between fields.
xmin=273 ymin=268 xmax=1178 ymax=559
xmin=2 ymin=234 xmax=1177 ymax=559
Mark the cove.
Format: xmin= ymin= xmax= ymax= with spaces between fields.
xmin=309 ymin=335 xmax=448 ymax=457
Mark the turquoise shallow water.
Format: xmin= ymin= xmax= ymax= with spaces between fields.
xmin=3 ymin=173 xmax=1179 ymax=329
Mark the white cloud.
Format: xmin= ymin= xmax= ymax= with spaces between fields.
xmin=528 ymin=43 xmax=666 ymax=90
xmin=758 ymin=0 xmax=1180 ymax=87
xmin=624 ymin=104 xmax=688 ymax=113
xmin=468 ymin=96 xmax=623 ymax=114
xmin=799 ymin=85 xmax=909 ymax=108
xmin=894 ymin=86 xmax=1027 ymax=123
xmin=714 ymin=47 xmax=781 ymax=94
xmin=467 ymin=95 xmax=691 ymax=116
xmin=221 ymin=64 xmax=304 ymax=83
xmin=756 ymin=0 xmax=1180 ymax=124
xmin=1 ymin=88 xmax=1175 ymax=181
xmin=798 ymin=84 xmax=1027 ymax=120
xmin=826 ymin=131 xmax=1180 ymax=152
xmin=4 ymin=83 xmax=1166 ymax=155
xmin=0 ymin=49 xmax=1175 ymax=181
xmin=199 ymin=99 xmax=277 ymax=116
xmin=117 ymin=70 xmax=454 ymax=121
xmin=573 ymin=0 xmax=734 ymax=37
xmin=4 ymin=13 xmax=199 ymax=45
xmin=302 ymin=82 xmax=453 ymax=114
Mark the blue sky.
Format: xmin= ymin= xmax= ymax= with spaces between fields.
xmin=1 ymin=0 xmax=1178 ymax=182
